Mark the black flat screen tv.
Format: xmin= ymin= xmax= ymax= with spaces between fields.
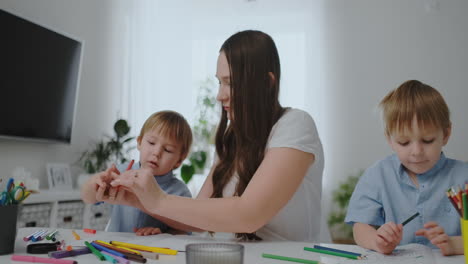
xmin=0 ymin=9 xmax=82 ymax=144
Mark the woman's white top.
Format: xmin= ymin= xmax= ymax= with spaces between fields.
xmin=222 ymin=108 xmax=324 ymax=241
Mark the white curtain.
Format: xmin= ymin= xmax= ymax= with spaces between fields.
xmin=118 ymin=0 xmax=329 ymax=240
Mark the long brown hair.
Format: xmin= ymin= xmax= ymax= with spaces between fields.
xmin=211 ymin=30 xmax=285 ymax=239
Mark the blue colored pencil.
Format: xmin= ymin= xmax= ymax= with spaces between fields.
xmin=313 ymin=245 xmax=362 ymax=257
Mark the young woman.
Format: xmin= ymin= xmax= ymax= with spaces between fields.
xmin=99 ymin=30 xmax=324 ymax=241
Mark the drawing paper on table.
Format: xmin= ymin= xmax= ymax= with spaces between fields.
xmin=316 ymin=244 xmax=435 ymax=264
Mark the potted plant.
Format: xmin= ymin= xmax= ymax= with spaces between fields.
xmin=78 ymin=119 xmax=135 ymax=174
xmin=328 ymin=170 xmax=363 ymax=244
xmin=180 ymin=78 xmax=219 ymax=184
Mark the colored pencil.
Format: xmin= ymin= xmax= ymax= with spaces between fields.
xmin=463 ymin=193 xmax=468 ymax=220
xmin=313 ymin=245 xmax=362 ymax=257
xmin=447 ymin=191 xmax=463 ymax=217
xmin=402 ymin=212 xmax=419 ymax=226
xmin=262 ymin=253 xmax=319 ymax=264
xmin=304 ymin=247 xmax=361 ymax=260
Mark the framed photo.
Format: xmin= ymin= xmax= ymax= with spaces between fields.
xmin=47 ymin=163 xmax=73 ymax=190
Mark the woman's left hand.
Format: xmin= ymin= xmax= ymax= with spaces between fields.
xmin=110 ymin=168 xmax=166 ymax=212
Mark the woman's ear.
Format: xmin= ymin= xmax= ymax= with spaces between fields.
xmin=268 ymin=72 xmax=275 ymax=86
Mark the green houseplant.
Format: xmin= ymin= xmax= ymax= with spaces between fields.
xmin=328 ymin=170 xmax=363 ymax=244
xmin=180 ymin=78 xmax=219 ymax=184
xmin=79 ymin=119 xmax=135 ymax=174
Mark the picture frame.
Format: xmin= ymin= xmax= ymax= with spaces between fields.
xmin=47 ymin=163 xmax=73 ymax=190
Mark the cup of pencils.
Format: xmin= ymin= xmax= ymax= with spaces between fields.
xmin=0 ymin=204 xmax=19 ymax=255
xmin=448 ymin=185 xmax=468 ymax=264
xmin=461 ymin=218 xmax=468 ymax=264
xmin=0 ymin=178 xmax=32 ymax=255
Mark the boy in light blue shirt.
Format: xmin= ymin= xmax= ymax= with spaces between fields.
xmin=106 ymin=161 xmax=191 ymax=234
xmin=82 ymin=110 xmax=192 ymax=235
xmin=345 ymin=80 xmax=466 ymax=255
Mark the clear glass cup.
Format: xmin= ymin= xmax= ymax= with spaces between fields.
xmin=186 ymin=243 xmax=244 ymax=264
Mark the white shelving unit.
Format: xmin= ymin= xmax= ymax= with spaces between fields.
xmin=19 ymin=189 xmax=111 ymax=230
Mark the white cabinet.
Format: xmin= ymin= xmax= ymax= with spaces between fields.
xmin=18 ymin=190 xmax=111 ymax=230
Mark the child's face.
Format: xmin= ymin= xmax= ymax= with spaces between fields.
xmin=387 ymin=117 xmax=451 ymax=178
xmin=137 ymin=129 xmax=183 ymax=176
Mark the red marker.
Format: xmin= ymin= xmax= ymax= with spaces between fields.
xmin=126 ymin=159 xmax=135 ymax=171
xmin=83 ymin=228 xmax=96 ymax=234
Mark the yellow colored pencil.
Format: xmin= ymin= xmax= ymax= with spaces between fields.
xmin=110 ymin=241 xmax=178 ymax=255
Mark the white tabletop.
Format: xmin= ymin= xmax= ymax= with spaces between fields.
xmin=1 ymin=228 xmax=465 ymax=264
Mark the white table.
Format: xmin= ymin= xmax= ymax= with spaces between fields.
xmin=0 ymin=228 xmax=465 ymax=263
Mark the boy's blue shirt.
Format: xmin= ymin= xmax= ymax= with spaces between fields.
xmin=106 ymin=161 xmax=192 ymax=233
xmin=345 ymin=152 xmax=468 ymax=247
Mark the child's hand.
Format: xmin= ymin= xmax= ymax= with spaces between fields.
xmin=102 ymin=185 xmax=144 ymax=209
xmin=374 ymin=222 xmax=403 ymax=254
xmin=133 ymin=227 xmax=162 ymax=236
xmin=415 ymin=221 xmax=454 ymax=255
xmin=94 ymin=165 xmax=120 ymax=201
xmin=81 ymin=164 xmax=119 ymax=204
xmin=110 ymin=168 xmax=165 ymax=212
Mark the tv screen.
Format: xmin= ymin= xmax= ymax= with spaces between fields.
xmin=0 ymin=9 xmax=82 ymax=144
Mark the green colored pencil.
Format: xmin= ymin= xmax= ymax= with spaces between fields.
xmin=262 ymin=253 xmax=319 ymax=264
xmin=304 ymin=247 xmax=360 ymax=259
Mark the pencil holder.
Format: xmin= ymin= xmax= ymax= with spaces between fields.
xmin=0 ymin=204 xmax=19 ymax=255
xmin=461 ymin=218 xmax=468 ymax=264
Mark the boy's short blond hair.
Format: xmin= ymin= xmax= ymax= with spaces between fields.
xmin=379 ymin=80 xmax=451 ymax=136
xmin=138 ymin=110 xmax=192 ymax=160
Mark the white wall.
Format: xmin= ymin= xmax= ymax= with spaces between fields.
xmin=322 ymin=0 xmax=468 ymax=218
xmin=0 ymin=0 xmax=128 ymax=188
xmin=1 ymin=0 xmax=468 ymax=224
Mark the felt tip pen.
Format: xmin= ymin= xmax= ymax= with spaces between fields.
xmin=71 ymin=230 xmax=80 ymax=240
xmin=101 ymin=251 xmax=130 ymax=264
xmin=84 ymin=241 xmax=105 ymax=261
xmin=46 ymin=230 xmax=59 ymax=240
xmin=32 ymin=230 xmax=49 ymax=242
xmin=83 ymin=228 xmax=97 ymax=234
xmin=91 ymin=242 xmax=126 ymax=258
xmin=11 ymin=255 xmax=77 ymax=264
xmin=95 ymin=240 xmax=142 ymax=255
xmin=102 ymin=251 xmax=118 ymax=264
xmin=23 ymin=230 xmax=43 ymax=241
xmin=110 ymin=241 xmax=177 ymax=255
xmin=126 ymin=160 xmax=135 ymax=171
xmin=48 ymin=247 xmax=91 ymax=259
xmin=92 ymin=241 xmax=147 ymax=262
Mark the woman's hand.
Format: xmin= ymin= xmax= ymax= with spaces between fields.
xmin=110 ymin=168 xmax=166 ymax=212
